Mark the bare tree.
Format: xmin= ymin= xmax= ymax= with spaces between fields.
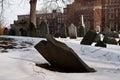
xmin=29 ymin=0 xmax=37 ymax=27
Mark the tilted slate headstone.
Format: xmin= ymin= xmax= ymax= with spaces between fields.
xmin=68 ymin=24 xmax=77 ymax=39
xmin=35 ymin=35 xmax=95 ymax=72
xmin=81 ymin=30 xmax=97 ymax=45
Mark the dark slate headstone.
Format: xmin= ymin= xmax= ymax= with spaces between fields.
xmin=3 ymin=28 xmax=8 ymax=35
xmin=39 ymin=21 xmax=49 ymax=38
xmin=19 ymin=28 xmax=27 ymax=36
xmin=110 ymin=32 xmax=119 ymax=38
xmin=95 ymin=40 xmax=107 ymax=48
xmin=79 ymin=26 xmax=85 ymax=37
xmin=54 ymin=32 xmax=60 ymax=38
xmin=28 ymin=22 xmax=37 ymax=37
xmin=103 ymin=35 xmax=109 ymax=43
xmin=103 ymin=37 xmax=118 ymax=45
xmin=81 ymin=30 xmax=97 ymax=45
xmin=95 ymin=34 xmax=101 ymax=42
xmin=59 ymin=24 xmax=67 ymax=38
xmin=35 ymin=35 xmax=95 ymax=72
xmin=9 ymin=29 xmax=16 ymax=36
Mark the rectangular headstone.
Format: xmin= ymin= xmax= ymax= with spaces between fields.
xmin=68 ymin=24 xmax=77 ymax=39
xmin=81 ymin=30 xmax=97 ymax=45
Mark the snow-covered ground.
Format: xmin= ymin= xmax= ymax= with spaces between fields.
xmin=0 ymin=36 xmax=120 ymax=80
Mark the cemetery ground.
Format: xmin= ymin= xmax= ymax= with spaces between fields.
xmin=0 ymin=35 xmax=120 ymax=80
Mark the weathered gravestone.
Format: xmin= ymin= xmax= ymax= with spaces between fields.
xmin=19 ymin=28 xmax=27 ymax=36
xmin=35 ymin=35 xmax=95 ymax=72
xmin=118 ymin=40 xmax=120 ymax=46
xmin=3 ymin=28 xmax=9 ymax=35
xmin=9 ymin=29 xmax=16 ymax=36
xmin=103 ymin=37 xmax=118 ymax=45
xmin=68 ymin=24 xmax=77 ymax=39
xmin=39 ymin=21 xmax=49 ymax=38
xmin=79 ymin=26 xmax=85 ymax=37
xmin=28 ymin=22 xmax=37 ymax=37
xmin=59 ymin=23 xmax=67 ymax=38
xmin=81 ymin=30 xmax=97 ymax=45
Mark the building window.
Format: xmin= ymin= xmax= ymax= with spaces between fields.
xmin=109 ymin=0 xmax=112 ymax=5
xmin=116 ymin=9 xmax=118 ymax=17
xmin=115 ymin=23 xmax=118 ymax=31
xmin=109 ymin=8 xmax=114 ymax=19
xmin=109 ymin=21 xmax=114 ymax=31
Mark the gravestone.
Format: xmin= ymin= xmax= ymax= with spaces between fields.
xmin=103 ymin=37 xmax=118 ymax=45
xmin=68 ymin=24 xmax=77 ymax=39
xmin=81 ymin=30 xmax=97 ymax=45
xmin=39 ymin=21 xmax=49 ymax=38
xmin=118 ymin=40 xmax=120 ymax=45
xmin=59 ymin=23 xmax=67 ymax=38
xmin=3 ymin=28 xmax=8 ymax=35
xmin=9 ymin=29 xmax=16 ymax=36
xmin=79 ymin=26 xmax=85 ymax=37
xmin=28 ymin=22 xmax=37 ymax=37
xmin=19 ymin=28 xmax=27 ymax=36
xmin=95 ymin=40 xmax=107 ymax=48
xmin=35 ymin=34 xmax=95 ymax=72
xmin=95 ymin=34 xmax=101 ymax=42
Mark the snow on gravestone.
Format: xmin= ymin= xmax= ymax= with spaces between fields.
xmin=68 ymin=24 xmax=77 ymax=39
xmin=34 ymin=35 xmax=95 ymax=72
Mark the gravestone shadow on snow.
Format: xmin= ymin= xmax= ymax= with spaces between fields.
xmin=35 ymin=35 xmax=96 ymax=73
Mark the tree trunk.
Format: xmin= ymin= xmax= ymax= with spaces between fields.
xmin=29 ymin=0 xmax=37 ymax=28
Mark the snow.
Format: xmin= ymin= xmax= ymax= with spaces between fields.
xmin=0 ymin=36 xmax=120 ymax=80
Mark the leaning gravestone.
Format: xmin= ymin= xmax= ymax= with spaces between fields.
xmin=68 ymin=24 xmax=77 ymax=39
xmin=35 ymin=35 xmax=95 ymax=72
xmin=81 ymin=30 xmax=97 ymax=45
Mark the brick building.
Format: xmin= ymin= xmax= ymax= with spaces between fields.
xmin=65 ymin=0 xmax=120 ymax=32
xmin=102 ymin=0 xmax=120 ymax=31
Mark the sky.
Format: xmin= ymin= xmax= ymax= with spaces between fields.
xmin=3 ymin=0 xmax=43 ymax=27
